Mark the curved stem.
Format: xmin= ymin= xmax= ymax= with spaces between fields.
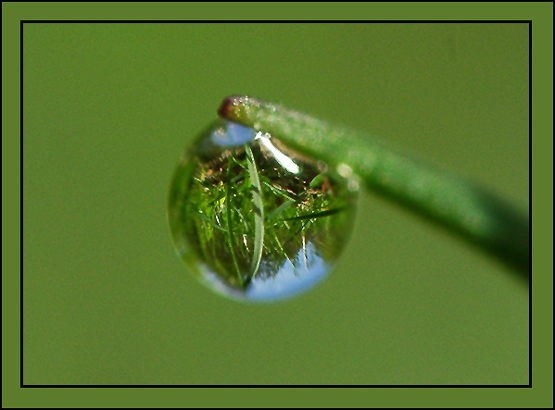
xmin=218 ymin=96 xmax=529 ymax=282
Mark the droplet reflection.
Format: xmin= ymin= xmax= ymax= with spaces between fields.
xmin=168 ymin=120 xmax=358 ymax=302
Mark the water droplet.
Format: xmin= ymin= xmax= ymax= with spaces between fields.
xmin=168 ymin=120 xmax=358 ymax=302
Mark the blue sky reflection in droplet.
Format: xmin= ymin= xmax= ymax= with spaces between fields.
xmin=210 ymin=122 xmax=256 ymax=147
xmin=245 ymin=241 xmax=329 ymax=301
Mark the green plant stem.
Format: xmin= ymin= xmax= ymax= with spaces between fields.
xmin=218 ymin=96 xmax=529 ymax=282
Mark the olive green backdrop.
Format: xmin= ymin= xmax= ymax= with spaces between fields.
xmin=23 ymin=22 xmax=529 ymax=386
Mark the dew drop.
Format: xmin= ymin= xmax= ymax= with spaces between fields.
xmin=168 ymin=120 xmax=358 ymax=302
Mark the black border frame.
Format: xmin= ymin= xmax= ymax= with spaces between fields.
xmin=20 ymin=19 xmax=532 ymax=388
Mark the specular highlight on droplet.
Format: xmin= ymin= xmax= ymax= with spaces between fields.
xmin=168 ymin=120 xmax=358 ymax=302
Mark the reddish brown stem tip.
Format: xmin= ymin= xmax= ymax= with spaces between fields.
xmin=217 ymin=96 xmax=236 ymax=119
xmin=217 ymin=95 xmax=262 ymax=124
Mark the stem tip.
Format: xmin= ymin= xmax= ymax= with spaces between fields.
xmin=217 ymin=96 xmax=236 ymax=119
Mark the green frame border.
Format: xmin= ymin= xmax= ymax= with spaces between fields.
xmin=3 ymin=2 xmax=552 ymax=408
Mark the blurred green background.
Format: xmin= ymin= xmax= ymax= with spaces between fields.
xmin=23 ymin=23 xmax=528 ymax=385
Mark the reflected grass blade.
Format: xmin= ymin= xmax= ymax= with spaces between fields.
xmin=283 ymin=205 xmax=351 ymax=221
xmin=266 ymin=199 xmax=296 ymax=222
xmin=245 ymin=144 xmax=265 ymax=279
